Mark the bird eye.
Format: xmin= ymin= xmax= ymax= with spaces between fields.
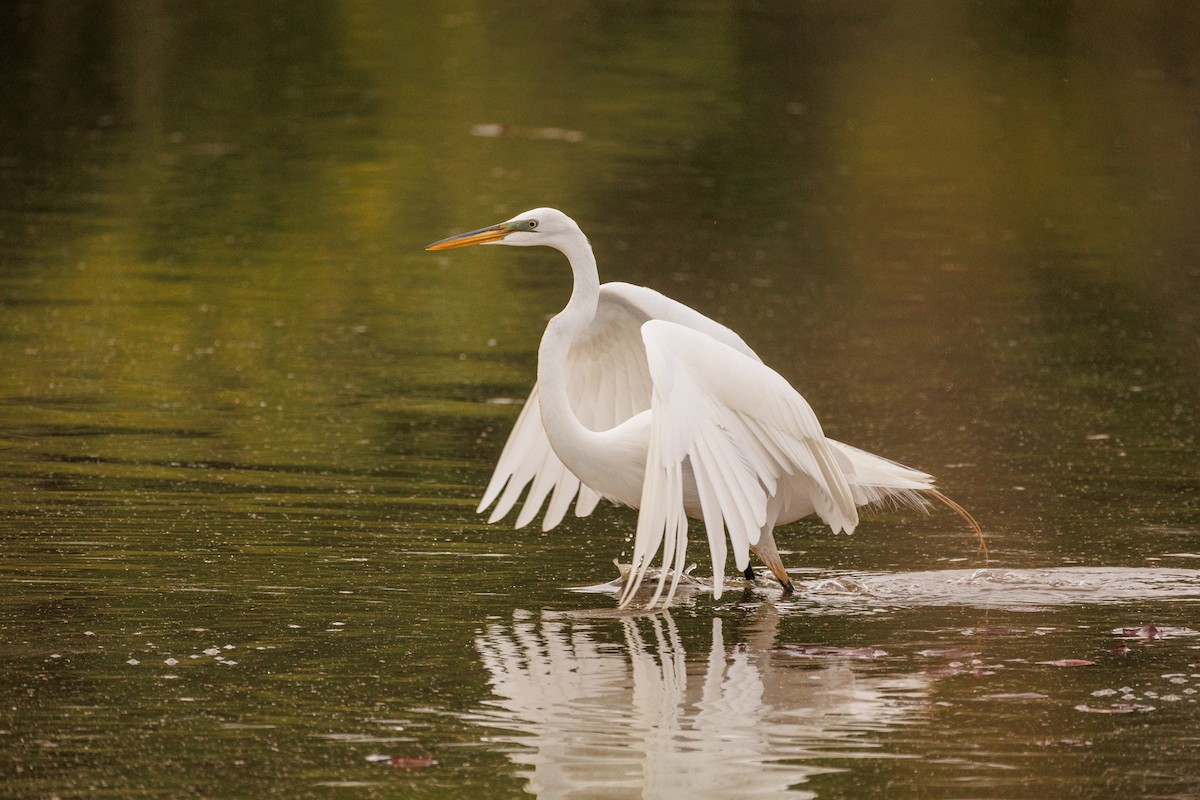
xmin=527 ymin=219 xmax=538 ymax=230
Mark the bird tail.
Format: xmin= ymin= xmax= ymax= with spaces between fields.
xmin=925 ymin=488 xmax=988 ymax=561
xmin=828 ymin=440 xmax=987 ymax=561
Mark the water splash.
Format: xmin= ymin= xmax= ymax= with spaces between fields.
xmin=582 ymin=566 xmax=1200 ymax=612
xmin=806 ymin=567 xmax=1200 ymax=611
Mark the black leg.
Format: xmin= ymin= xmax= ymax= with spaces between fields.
xmin=743 ymin=565 xmax=756 ymax=582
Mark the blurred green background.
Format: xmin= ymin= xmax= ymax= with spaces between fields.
xmin=2 ymin=2 xmax=1198 ymax=797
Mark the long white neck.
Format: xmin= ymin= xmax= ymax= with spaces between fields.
xmin=536 ymin=232 xmax=606 ymax=465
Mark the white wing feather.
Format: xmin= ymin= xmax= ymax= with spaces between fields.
xmin=619 ymin=320 xmax=859 ymax=608
xmin=829 ymin=439 xmax=935 ymax=511
xmin=479 ymin=283 xmax=758 ymax=529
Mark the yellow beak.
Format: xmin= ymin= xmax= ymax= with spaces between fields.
xmin=424 ymin=223 xmax=511 ymax=251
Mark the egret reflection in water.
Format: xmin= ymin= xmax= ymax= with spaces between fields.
xmin=469 ymin=607 xmax=929 ymax=798
xmin=469 ymin=566 xmax=1200 ymax=797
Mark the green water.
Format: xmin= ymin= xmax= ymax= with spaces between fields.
xmin=2 ymin=2 xmax=1199 ymax=797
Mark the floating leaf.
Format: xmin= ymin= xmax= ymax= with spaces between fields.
xmin=917 ymin=647 xmax=979 ymax=658
xmin=926 ymin=665 xmax=993 ymax=677
xmin=1114 ymin=625 xmax=1163 ymax=640
xmin=962 ymin=626 xmax=1026 ymax=636
xmin=470 ymin=123 xmax=507 ymax=138
xmin=779 ymin=645 xmax=887 ymax=660
xmin=1075 ymin=703 xmax=1154 ymax=714
xmin=980 ymin=692 xmax=1049 ymax=701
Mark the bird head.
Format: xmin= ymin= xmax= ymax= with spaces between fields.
xmin=424 ymin=207 xmax=581 ymax=250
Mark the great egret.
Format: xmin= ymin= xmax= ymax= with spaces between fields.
xmin=426 ymin=208 xmax=981 ymax=608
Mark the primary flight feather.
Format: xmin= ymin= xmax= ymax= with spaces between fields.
xmin=426 ymin=208 xmax=981 ymax=608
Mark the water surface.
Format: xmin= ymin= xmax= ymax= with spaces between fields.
xmin=2 ymin=3 xmax=1198 ymax=798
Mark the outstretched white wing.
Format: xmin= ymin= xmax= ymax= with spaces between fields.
xmin=477 ymin=384 xmax=600 ymax=530
xmin=479 ymin=282 xmax=758 ymax=530
xmin=619 ymin=320 xmax=859 ymax=608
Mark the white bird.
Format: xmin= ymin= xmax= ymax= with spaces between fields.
xmin=426 ymin=208 xmax=982 ymax=608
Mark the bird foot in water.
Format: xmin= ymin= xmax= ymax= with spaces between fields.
xmin=744 ymin=565 xmax=795 ymax=594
